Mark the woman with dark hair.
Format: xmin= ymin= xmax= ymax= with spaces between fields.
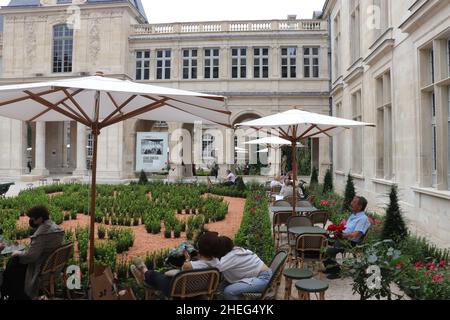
xmin=1 ymin=205 xmax=64 ymax=300
xmin=131 ymin=231 xmax=220 ymax=297
xmin=214 ymin=236 xmax=272 ymax=300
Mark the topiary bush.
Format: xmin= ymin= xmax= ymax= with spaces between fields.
xmin=138 ymin=170 xmax=148 ymax=185
xmin=342 ymin=173 xmax=355 ymax=213
xmin=322 ymin=168 xmax=333 ymax=194
xmin=381 ymin=185 xmax=408 ymax=243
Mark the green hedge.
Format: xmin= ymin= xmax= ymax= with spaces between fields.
xmin=234 ymin=190 xmax=274 ymax=264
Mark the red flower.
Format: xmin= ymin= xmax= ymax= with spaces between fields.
xmin=336 ymin=225 xmax=346 ymax=232
xmin=369 ymin=218 xmax=374 ymax=223
xmin=320 ymin=200 xmax=329 ymax=206
xmin=426 ymin=262 xmax=434 ymax=269
xmin=340 ymin=219 xmax=347 ymax=226
xmin=414 ymin=262 xmax=422 ymax=268
xmin=250 ymin=208 xmax=256 ymax=214
xmin=331 ymin=200 xmax=337 ymax=205
xmin=439 ymin=260 xmax=446 ymax=267
xmin=396 ymin=262 xmax=404 ymax=270
xmin=432 ymin=274 xmax=444 ymax=283
xmin=327 ymin=224 xmax=337 ymax=232
xmin=375 ymin=219 xmax=382 ymax=224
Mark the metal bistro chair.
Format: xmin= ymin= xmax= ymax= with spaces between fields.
xmin=38 ymin=242 xmax=73 ymax=299
xmin=241 ymin=250 xmax=288 ymax=300
xmin=308 ymin=210 xmax=329 ymax=228
xmin=144 ymin=268 xmax=220 ymax=300
xmin=293 ymin=234 xmax=327 ymax=270
xmin=272 ymin=211 xmax=291 ymax=249
xmin=286 ymin=216 xmax=313 ymax=265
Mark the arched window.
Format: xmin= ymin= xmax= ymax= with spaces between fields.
xmin=53 ymin=24 xmax=73 ymax=73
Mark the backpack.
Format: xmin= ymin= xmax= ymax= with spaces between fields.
xmin=165 ymin=242 xmax=198 ymax=268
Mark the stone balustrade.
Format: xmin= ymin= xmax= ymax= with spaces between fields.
xmin=132 ymin=19 xmax=326 ymax=35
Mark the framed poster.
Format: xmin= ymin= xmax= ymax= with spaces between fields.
xmin=136 ymin=132 xmax=169 ymax=172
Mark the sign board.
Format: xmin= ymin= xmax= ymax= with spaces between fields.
xmin=136 ymin=132 xmax=169 ymax=172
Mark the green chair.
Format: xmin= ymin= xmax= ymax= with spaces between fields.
xmin=295 ymin=278 xmax=329 ymax=300
xmin=283 ymin=268 xmax=313 ymax=300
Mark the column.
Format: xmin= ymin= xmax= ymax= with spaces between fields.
xmin=31 ymin=122 xmax=49 ymax=176
xmin=73 ymin=123 xmax=87 ymax=176
xmin=219 ymin=128 xmax=235 ymax=177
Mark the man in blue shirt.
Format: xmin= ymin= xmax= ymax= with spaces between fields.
xmin=323 ymin=196 xmax=371 ymax=279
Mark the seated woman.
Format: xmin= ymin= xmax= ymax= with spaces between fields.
xmin=214 ymin=236 xmax=272 ymax=300
xmin=279 ymin=179 xmax=293 ymax=199
xmin=1 ymin=206 xmax=65 ymax=300
xmin=130 ymin=232 xmax=220 ymax=297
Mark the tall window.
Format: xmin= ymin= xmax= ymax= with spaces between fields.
xmin=253 ymin=47 xmax=269 ymax=78
xmin=136 ymin=50 xmax=150 ymax=80
xmin=182 ymin=49 xmax=198 ymax=80
xmin=431 ymin=93 xmax=437 ymax=186
xmin=373 ymin=0 xmax=389 ymax=35
xmin=204 ymin=48 xmax=219 ymax=79
xmin=447 ymin=86 xmax=450 ymax=190
xmin=350 ymin=1 xmax=361 ymax=62
xmin=304 ymin=47 xmax=319 ymax=78
xmin=376 ymin=71 xmax=393 ymax=179
xmin=352 ymin=90 xmax=363 ymax=174
xmin=447 ymin=39 xmax=450 ymax=77
xmin=333 ymin=13 xmax=341 ymax=78
xmin=231 ymin=48 xmax=247 ymax=79
xmin=429 ymin=49 xmax=435 ymax=84
xmin=53 ymin=24 xmax=73 ymax=73
xmin=156 ymin=49 xmax=171 ymax=80
xmin=202 ymin=134 xmax=215 ymax=159
xmin=281 ymin=47 xmax=297 ymax=78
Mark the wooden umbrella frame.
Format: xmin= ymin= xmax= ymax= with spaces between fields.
xmin=0 ymin=79 xmax=229 ymax=275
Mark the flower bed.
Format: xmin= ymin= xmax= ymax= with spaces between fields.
xmin=234 ymin=188 xmax=274 ymax=264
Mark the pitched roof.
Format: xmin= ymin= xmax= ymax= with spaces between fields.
xmin=6 ymin=0 xmax=147 ymax=22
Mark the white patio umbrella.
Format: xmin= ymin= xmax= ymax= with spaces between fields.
xmin=0 ymin=73 xmax=229 ymax=273
xmin=236 ymin=108 xmax=375 ymax=214
xmin=245 ymin=136 xmax=303 ymax=177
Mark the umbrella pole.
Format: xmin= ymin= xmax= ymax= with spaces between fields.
xmin=88 ymin=126 xmax=99 ymax=275
xmin=291 ymin=139 xmax=297 ymax=216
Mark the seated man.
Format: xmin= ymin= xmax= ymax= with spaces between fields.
xmin=1 ymin=206 xmax=65 ymax=300
xmin=323 ymin=196 xmax=371 ymax=280
xmin=270 ymin=176 xmax=283 ymax=189
xmin=223 ymin=170 xmax=237 ymax=187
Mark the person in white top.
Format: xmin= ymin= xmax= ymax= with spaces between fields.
xmin=279 ymin=179 xmax=293 ymax=199
xmin=223 ymin=170 xmax=237 ymax=186
xmin=270 ymin=176 xmax=283 ymax=189
xmin=130 ymin=232 xmax=219 ymax=297
xmin=214 ymin=236 xmax=272 ymax=300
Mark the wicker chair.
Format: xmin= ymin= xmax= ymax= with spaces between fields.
xmin=308 ymin=210 xmax=329 ymax=228
xmin=144 ymin=268 xmax=220 ymax=300
xmin=286 ymin=216 xmax=313 ymax=265
xmin=241 ymin=250 xmax=288 ymax=300
xmin=38 ymin=242 xmax=73 ymax=299
xmin=272 ymin=211 xmax=291 ymax=248
xmin=293 ymin=234 xmax=327 ymax=269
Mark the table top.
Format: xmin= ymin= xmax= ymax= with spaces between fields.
xmin=270 ymin=206 xmax=317 ymax=213
xmin=288 ymin=226 xmax=327 ymax=236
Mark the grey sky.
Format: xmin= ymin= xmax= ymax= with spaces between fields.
xmin=0 ymin=0 xmax=327 ymax=22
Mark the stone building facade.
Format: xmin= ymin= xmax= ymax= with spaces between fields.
xmin=323 ymin=0 xmax=450 ymax=247
xmin=0 ymin=0 xmax=331 ymax=180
